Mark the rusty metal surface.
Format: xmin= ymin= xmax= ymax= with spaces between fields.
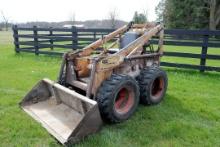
xmin=125 ymin=53 xmax=162 ymax=60
xmin=20 ymin=22 xmax=164 ymax=145
xmin=20 ymin=79 xmax=103 ymax=145
xmin=86 ymin=59 xmax=97 ymax=98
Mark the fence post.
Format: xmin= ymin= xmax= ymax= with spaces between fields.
xmin=200 ymin=34 xmax=209 ymax=72
xmin=33 ymin=26 xmax=39 ymax=55
xmin=71 ymin=26 xmax=77 ymax=50
xmin=49 ymin=27 xmax=53 ymax=50
xmin=93 ymin=31 xmax=96 ymax=41
xmin=12 ymin=25 xmax=20 ymax=53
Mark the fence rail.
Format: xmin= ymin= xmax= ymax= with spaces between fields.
xmin=12 ymin=25 xmax=114 ymax=56
xmin=12 ymin=25 xmax=220 ymax=72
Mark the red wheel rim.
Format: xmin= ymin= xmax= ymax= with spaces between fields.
xmin=151 ymin=77 xmax=164 ymax=99
xmin=114 ymin=88 xmax=134 ymax=114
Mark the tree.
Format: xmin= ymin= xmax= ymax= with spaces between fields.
xmin=69 ymin=12 xmax=75 ymax=25
xmin=143 ymin=9 xmax=148 ymax=21
xmin=155 ymin=0 xmax=220 ymax=30
xmin=132 ymin=11 xmax=147 ymax=24
xmin=156 ymin=0 xmax=208 ymax=29
xmin=209 ymin=0 xmax=220 ymax=30
xmin=155 ymin=0 xmax=166 ymax=23
xmin=108 ymin=9 xmax=118 ymax=29
xmin=1 ymin=11 xmax=9 ymax=31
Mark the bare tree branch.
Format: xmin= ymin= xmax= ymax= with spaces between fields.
xmin=142 ymin=9 xmax=148 ymax=22
xmin=69 ymin=12 xmax=75 ymax=25
xmin=108 ymin=9 xmax=118 ymax=29
xmin=215 ymin=5 xmax=220 ymax=24
xmin=1 ymin=11 xmax=9 ymax=31
xmin=209 ymin=0 xmax=216 ymax=30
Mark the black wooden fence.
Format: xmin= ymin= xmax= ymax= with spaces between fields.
xmin=12 ymin=25 xmax=220 ymax=72
xmin=12 ymin=25 xmax=114 ymax=56
xmin=160 ymin=29 xmax=220 ymax=72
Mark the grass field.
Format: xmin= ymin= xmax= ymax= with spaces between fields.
xmin=0 ymin=31 xmax=220 ymax=147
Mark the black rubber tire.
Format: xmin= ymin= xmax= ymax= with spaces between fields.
xmin=96 ymin=74 xmax=140 ymax=123
xmin=137 ymin=67 xmax=168 ymax=105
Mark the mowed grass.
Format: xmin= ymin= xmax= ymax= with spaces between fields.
xmin=0 ymin=31 xmax=220 ymax=146
xmin=161 ymin=45 xmax=220 ymax=67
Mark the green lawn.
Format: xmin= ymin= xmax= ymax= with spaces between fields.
xmin=0 ymin=31 xmax=220 ymax=146
xmin=161 ymin=45 xmax=220 ymax=67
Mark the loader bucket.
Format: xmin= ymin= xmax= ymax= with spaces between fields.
xmin=20 ymin=78 xmax=102 ymax=145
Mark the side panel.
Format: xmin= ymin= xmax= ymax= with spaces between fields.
xmin=92 ymin=70 xmax=112 ymax=95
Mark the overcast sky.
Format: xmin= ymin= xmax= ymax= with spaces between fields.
xmin=0 ymin=0 xmax=160 ymax=23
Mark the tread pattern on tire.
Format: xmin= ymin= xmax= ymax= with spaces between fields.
xmin=137 ymin=67 xmax=168 ymax=105
xmin=96 ymin=74 xmax=139 ymax=123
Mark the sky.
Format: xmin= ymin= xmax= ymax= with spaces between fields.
xmin=0 ymin=0 xmax=160 ymax=23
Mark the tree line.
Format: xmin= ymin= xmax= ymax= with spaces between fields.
xmin=155 ymin=0 xmax=220 ymax=30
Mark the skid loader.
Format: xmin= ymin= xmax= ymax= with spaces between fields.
xmin=20 ymin=22 xmax=168 ymax=145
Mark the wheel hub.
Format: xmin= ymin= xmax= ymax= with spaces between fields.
xmin=114 ymin=88 xmax=134 ymax=114
xmin=151 ymin=77 xmax=164 ymax=99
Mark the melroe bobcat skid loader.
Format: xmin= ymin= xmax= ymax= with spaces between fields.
xmin=20 ymin=22 xmax=168 ymax=145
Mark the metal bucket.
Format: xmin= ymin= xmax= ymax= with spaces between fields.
xmin=20 ymin=78 xmax=102 ymax=145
